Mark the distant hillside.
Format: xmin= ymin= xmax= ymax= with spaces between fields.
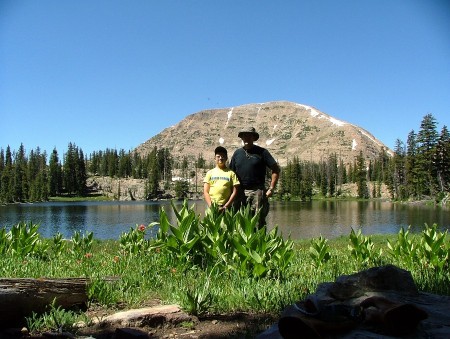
xmin=135 ymin=101 xmax=391 ymax=166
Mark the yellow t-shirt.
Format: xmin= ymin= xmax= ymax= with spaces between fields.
xmin=203 ymin=167 xmax=240 ymax=205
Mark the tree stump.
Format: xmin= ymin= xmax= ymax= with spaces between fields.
xmin=0 ymin=278 xmax=88 ymax=328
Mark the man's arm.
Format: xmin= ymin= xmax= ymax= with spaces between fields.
xmin=266 ymin=163 xmax=280 ymax=197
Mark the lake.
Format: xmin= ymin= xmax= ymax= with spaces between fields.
xmin=1 ymin=200 xmax=449 ymax=240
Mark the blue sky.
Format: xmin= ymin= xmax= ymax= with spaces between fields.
xmin=1 ymin=0 xmax=449 ymax=158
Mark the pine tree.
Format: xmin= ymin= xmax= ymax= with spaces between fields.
xmin=107 ymin=149 xmax=118 ymax=177
xmin=434 ymin=125 xmax=450 ymax=193
xmin=158 ymin=148 xmax=173 ymax=184
xmin=181 ymin=156 xmax=189 ymax=180
xmin=405 ymin=130 xmax=419 ymax=198
xmin=326 ymin=154 xmax=338 ymax=197
xmin=118 ymin=149 xmax=132 ymax=178
xmin=100 ymin=149 xmax=109 ymax=177
xmin=13 ymin=143 xmax=28 ymax=202
xmin=280 ymin=159 xmax=291 ymax=198
xmin=146 ymin=147 xmax=159 ymax=198
xmin=63 ymin=143 xmax=76 ymax=195
xmin=416 ymin=114 xmax=439 ymax=196
xmin=76 ymin=148 xmax=87 ymax=195
xmin=27 ymin=147 xmax=49 ymax=201
xmin=0 ymin=146 xmax=14 ymax=202
xmin=49 ymin=148 xmax=62 ymax=196
xmin=318 ymin=160 xmax=328 ymax=197
xmin=134 ymin=151 xmax=145 ymax=179
xmin=0 ymin=148 xmax=4 ymax=200
xmin=356 ymin=151 xmax=369 ymax=199
xmin=89 ymin=151 xmax=100 ymax=175
xmin=387 ymin=139 xmax=407 ymax=200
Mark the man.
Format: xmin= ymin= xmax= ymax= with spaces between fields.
xmin=203 ymin=146 xmax=240 ymax=212
xmin=229 ymin=127 xmax=280 ymax=228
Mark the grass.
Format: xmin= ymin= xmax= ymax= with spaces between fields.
xmin=0 ymin=204 xmax=449 ymax=335
xmin=48 ymin=194 xmax=112 ymax=202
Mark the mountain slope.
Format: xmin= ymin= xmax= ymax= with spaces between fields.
xmin=135 ymin=101 xmax=391 ymax=166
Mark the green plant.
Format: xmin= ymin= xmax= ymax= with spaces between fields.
xmin=51 ymin=232 xmax=66 ymax=256
xmin=180 ymin=277 xmax=213 ymax=316
xmin=3 ymin=218 xmax=450 ymax=324
xmin=348 ymin=228 xmax=382 ymax=266
xmin=70 ymin=230 xmax=94 ymax=258
xmin=87 ymin=278 xmax=121 ymax=307
xmin=309 ymin=236 xmax=332 ymax=268
xmin=25 ymin=299 xmax=91 ymax=334
xmin=8 ymin=221 xmax=42 ymax=257
xmin=119 ymin=224 xmax=150 ymax=255
xmin=152 ymin=200 xmax=203 ymax=266
xmin=0 ymin=228 xmax=9 ymax=254
xmin=387 ymin=226 xmax=417 ymax=267
xmin=151 ymin=201 xmax=294 ymax=278
xmin=230 ymin=219 xmax=294 ymax=278
xmin=419 ymin=223 xmax=448 ymax=271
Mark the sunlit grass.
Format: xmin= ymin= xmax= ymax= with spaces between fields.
xmin=1 ymin=210 xmax=448 ymax=335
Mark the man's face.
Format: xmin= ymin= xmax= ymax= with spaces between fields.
xmin=240 ymin=133 xmax=254 ymax=144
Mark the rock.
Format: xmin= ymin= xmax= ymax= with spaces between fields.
xmin=95 ymin=305 xmax=194 ymax=328
xmin=259 ymin=265 xmax=450 ymax=338
xmin=317 ymin=264 xmax=419 ymax=301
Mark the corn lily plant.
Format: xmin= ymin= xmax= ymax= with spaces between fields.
xmin=151 ymin=200 xmax=294 ymax=278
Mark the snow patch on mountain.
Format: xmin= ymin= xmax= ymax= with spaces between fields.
xmin=329 ymin=117 xmax=345 ymax=127
xmin=226 ymin=108 xmax=233 ymax=126
xmin=297 ymin=103 xmax=346 ymax=126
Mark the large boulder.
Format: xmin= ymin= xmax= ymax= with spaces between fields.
xmin=259 ymin=265 xmax=450 ymax=338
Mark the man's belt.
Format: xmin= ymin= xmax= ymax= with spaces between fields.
xmin=242 ymin=185 xmax=265 ymax=190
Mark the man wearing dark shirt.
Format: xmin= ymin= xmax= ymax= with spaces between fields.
xmin=229 ymin=127 xmax=280 ymax=229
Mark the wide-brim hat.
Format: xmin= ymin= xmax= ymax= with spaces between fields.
xmin=238 ymin=127 xmax=259 ymax=141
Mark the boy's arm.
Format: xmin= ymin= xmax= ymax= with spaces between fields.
xmin=224 ymin=184 xmax=239 ymax=209
xmin=203 ymin=182 xmax=212 ymax=207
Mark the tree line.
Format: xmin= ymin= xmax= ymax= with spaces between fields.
xmin=0 ymin=141 xmax=206 ymax=203
xmin=1 ymin=114 xmax=448 ymax=204
xmin=280 ymin=114 xmax=449 ymax=201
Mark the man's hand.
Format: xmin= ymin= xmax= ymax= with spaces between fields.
xmin=266 ymin=188 xmax=274 ymax=197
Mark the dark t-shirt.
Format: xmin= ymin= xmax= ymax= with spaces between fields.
xmin=229 ymin=145 xmax=277 ymax=189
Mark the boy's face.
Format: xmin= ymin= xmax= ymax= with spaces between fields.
xmin=215 ymin=153 xmax=227 ymax=168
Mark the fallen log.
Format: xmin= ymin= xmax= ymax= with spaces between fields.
xmin=0 ymin=278 xmax=88 ymax=328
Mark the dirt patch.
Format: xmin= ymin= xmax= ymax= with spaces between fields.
xmin=76 ymin=312 xmax=277 ymax=338
xmin=1 ymin=301 xmax=277 ymax=339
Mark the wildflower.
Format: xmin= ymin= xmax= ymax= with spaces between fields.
xmin=84 ymin=252 xmax=93 ymax=259
xmin=138 ymin=224 xmax=146 ymax=232
xmin=114 ymin=256 xmax=120 ymax=263
xmin=171 ymin=268 xmax=177 ymax=274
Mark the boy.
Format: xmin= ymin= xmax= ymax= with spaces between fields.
xmin=203 ymin=146 xmax=240 ymax=211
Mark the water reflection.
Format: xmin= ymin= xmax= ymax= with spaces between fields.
xmin=0 ymin=200 xmax=449 ymax=240
xmin=265 ymin=200 xmax=450 ymax=239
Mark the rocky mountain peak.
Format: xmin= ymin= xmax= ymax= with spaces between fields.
xmin=135 ymin=101 xmax=391 ymax=166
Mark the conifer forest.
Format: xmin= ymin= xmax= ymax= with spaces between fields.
xmin=1 ymin=114 xmax=449 ymax=204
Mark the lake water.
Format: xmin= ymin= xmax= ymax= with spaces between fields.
xmin=1 ymin=200 xmax=449 ymax=240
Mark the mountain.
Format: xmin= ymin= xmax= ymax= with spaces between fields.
xmin=135 ymin=101 xmax=391 ymax=166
